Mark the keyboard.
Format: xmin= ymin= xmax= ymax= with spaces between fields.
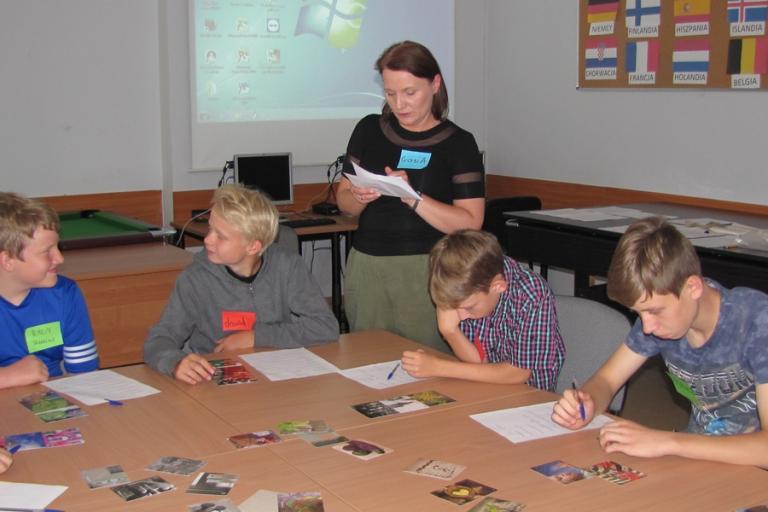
xmin=280 ymin=217 xmax=336 ymax=228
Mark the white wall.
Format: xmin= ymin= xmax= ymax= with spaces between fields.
xmin=0 ymin=1 xmax=163 ymax=195
xmin=485 ymin=0 xmax=767 ymax=205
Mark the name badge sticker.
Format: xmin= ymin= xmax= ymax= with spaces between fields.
xmin=397 ymin=150 xmax=431 ymax=170
xmin=25 ymin=321 xmax=64 ymax=353
xmin=222 ymin=311 xmax=257 ymax=331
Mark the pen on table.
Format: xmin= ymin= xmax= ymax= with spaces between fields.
xmin=571 ymin=378 xmax=586 ymax=421
xmin=8 ymin=444 xmax=22 ymax=454
xmin=387 ymin=363 xmax=401 ymax=380
xmin=103 ymin=398 xmax=123 ymax=406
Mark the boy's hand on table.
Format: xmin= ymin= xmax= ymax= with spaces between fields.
xmin=0 ymin=448 xmax=12 ymax=474
xmin=599 ymin=419 xmax=673 ymax=458
xmin=401 ymin=349 xmax=442 ymax=378
xmin=551 ymin=388 xmax=595 ymax=430
xmin=213 ymin=331 xmax=254 ymax=353
xmin=174 ymin=354 xmax=214 ymax=385
xmin=1 ymin=355 xmax=49 ymax=388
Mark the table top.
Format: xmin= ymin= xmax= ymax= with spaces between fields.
xmin=2 ymin=330 xmax=768 ymax=511
xmin=59 ymin=242 xmax=193 ymax=280
xmin=506 ymin=202 xmax=768 ymax=260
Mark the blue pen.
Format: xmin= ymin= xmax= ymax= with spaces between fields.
xmin=104 ymin=398 xmax=123 ymax=407
xmin=8 ymin=444 xmax=22 ymax=454
xmin=572 ymin=379 xmax=586 ymax=421
xmin=387 ymin=363 xmax=400 ymax=380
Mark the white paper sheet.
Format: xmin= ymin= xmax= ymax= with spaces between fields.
xmin=344 ymin=162 xmax=421 ymax=200
xmin=469 ymin=401 xmax=613 ymax=443
xmin=43 ymin=370 xmax=160 ymax=406
xmin=0 ymin=481 xmax=67 ymax=508
xmin=338 ymin=360 xmax=425 ymax=389
xmin=240 ymin=348 xmax=339 ymax=381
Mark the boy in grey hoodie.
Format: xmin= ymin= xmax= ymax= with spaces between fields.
xmin=144 ymin=184 xmax=338 ymax=384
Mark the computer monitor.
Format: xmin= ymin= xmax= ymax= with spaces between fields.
xmin=233 ymin=152 xmax=293 ymax=206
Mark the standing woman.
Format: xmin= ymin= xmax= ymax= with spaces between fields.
xmin=337 ymin=41 xmax=485 ymax=352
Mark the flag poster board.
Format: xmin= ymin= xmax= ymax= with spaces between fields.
xmin=579 ymin=0 xmax=768 ymax=89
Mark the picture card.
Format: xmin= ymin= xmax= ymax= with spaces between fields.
xmin=228 ymin=430 xmax=281 ymax=449
xmin=277 ymin=420 xmax=330 ymax=435
xmin=210 ymin=358 xmax=257 ymax=386
xmin=300 ymin=431 xmax=349 ymax=448
xmin=4 ymin=427 xmax=84 ymax=451
xmin=404 ymin=458 xmax=467 ymax=480
xmin=187 ymin=472 xmax=239 ymax=495
xmin=431 ymin=479 xmax=497 ymax=506
xmin=81 ymin=464 xmax=129 ymax=489
xmin=332 ymin=439 xmax=392 ymax=461
xmin=352 ymin=390 xmax=455 ymax=418
xmin=278 ymin=491 xmax=325 ymax=512
xmin=531 ymin=460 xmax=592 ymax=485
xmin=18 ymin=390 xmax=86 ymax=423
xmin=111 ymin=476 xmax=175 ymax=501
xmin=147 ymin=455 xmax=206 ymax=476
xmin=188 ymin=498 xmax=241 ymax=511
xmin=468 ymin=497 xmax=526 ymax=512
xmin=587 ymin=460 xmax=646 ymax=485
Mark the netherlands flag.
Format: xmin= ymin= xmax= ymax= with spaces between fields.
xmin=585 ymin=38 xmax=618 ymax=68
xmin=672 ymin=40 xmax=710 ymax=72
xmin=728 ymin=0 xmax=768 ymax=23
xmin=626 ymin=40 xmax=660 ymax=73
xmin=626 ymin=0 xmax=661 ymax=27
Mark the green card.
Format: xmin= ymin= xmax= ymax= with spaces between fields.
xmin=25 ymin=321 xmax=64 ymax=353
xmin=666 ymin=371 xmax=701 ymax=407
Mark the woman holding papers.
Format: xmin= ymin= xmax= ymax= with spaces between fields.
xmin=337 ymin=41 xmax=485 ymax=351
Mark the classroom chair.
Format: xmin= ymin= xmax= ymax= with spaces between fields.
xmin=553 ymin=294 xmax=630 ymax=414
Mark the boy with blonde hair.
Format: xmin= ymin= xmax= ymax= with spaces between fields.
xmin=144 ymin=184 xmax=338 ymax=384
xmin=552 ymin=217 xmax=768 ymax=465
xmin=401 ymin=229 xmax=564 ymax=390
xmin=0 ymin=192 xmax=99 ymax=389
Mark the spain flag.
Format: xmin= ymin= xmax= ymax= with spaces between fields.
xmin=674 ymin=0 xmax=711 ymax=23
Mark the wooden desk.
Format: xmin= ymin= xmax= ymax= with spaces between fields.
xmin=4 ymin=331 xmax=768 ymax=511
xmin=181 ymin=330 xmax=534 ymax=433
xmin=273 ymin=393 xmax=768 ymax=512
xmin=59 ymin=244 xmax=193 ymax=368
xmin=505 ymin=203 xmax=768 ymax=297
xmin=172 ymin=214 xmax=358 ymax=329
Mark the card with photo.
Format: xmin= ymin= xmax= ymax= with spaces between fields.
xmin=112 ymin=476 xmax=175 ymax=501
xmin=404 ymin=458 xmax=466 ymax=480
xmin=18 ymin=390 xmax=87 ymax=423
xmin=531 ymin=460 xmax=592 ymax=485
xmin=588 ymin=460 xmax=647 ymax=485
xmin=431 ymin=479 xmax=496 ymax=506
xmin=210 ymin=358 xmax=257 ymax=386
xmin=147 ymin=456 xmax=206 ymax=476
xmin=187 ymin=472 xmax=239 ymax=495
xmin=332 ymin=439 xmax=392 ymax=461
xmin=228 ymin=430 xmax=281 ymax=449
xmin=81 ymin=464 xmax=129 ymax=489
xmin=277 ymin=420 xmax=330 ymax=435
xmin=277 ymin=491 xmax=325 ymax=512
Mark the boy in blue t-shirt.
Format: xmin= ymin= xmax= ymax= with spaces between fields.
xmin=552 ymin=217 xmax=768 ymax=466
xmin=0 ymin=192 xmax=99 ymax=389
